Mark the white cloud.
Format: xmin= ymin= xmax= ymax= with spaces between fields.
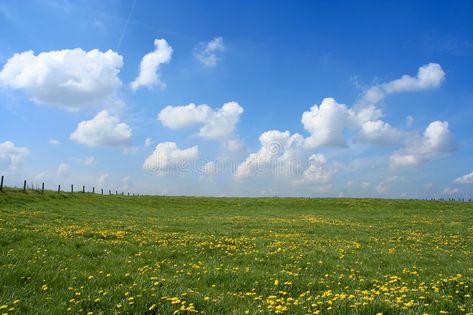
xmin=70 ymin=110 xmax=132 ymax=147
xmin=293 ymin=154 xmax=334 ymax=185
xmin=194 ymin=37 xmax=225 ymax=66
xmin=235 ymin=130 xmax=337 ymax=187
xmin=158 ymin=101 xmax=244 ymax=140
xmin=442 ymin=187 xmax=459 ymax=195
xmin=0 ymin=48 xmax=123 ymax=111
xmin=57 ymin=162 xmax=69 ymax=177
xmin=0 ymin=141 xmax=29 ymax=171
xmin=302 ymin=98 xmax=352 ymax=148
xmin=144 ymin=138 xmax=153 ymax=148
xmin=390 ymin=121 xmax=457 ymax=167
xmin=454 ymin=171 xmax=473 ymax=184
xmin=301 ymin=97 xmax=398 ymax=148
xmin=360 ymin=63 xmax=445 ymax=105
xmin=159 ymin=103 xmax=212 ymax=129
xmin=131 ymin=39 xmax=173 ymax=91
xmin=358 ymin=120 xmax=403 ymax=145
xmin=235 ymin=130 xmax=304 ymax=180
xmin=143 ymin=142 xmax=199 ymax=175
xmin=198 ymin=102 xmax=244 ymax=140
xmin=48 ymin=139 xmax=60 ymax=145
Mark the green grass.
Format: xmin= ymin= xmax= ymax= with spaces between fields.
xmin=0 ymin=188 xmax=472 ymax=314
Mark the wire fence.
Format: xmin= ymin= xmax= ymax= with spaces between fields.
xmin=0 ymin=175 xmax=140 ymax=197
xmin=0 ymin=175 xmax=471 ymax=201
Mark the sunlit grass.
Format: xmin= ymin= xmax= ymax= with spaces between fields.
xmin=0 ymin=189 xmax=472 ymax=314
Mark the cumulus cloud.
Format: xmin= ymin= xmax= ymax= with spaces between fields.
xmin=360 ymin=63 xmax=445 ymax=105
xmin=70 ymin=110 xmax=132 ymax=147
xmin=390 ymin=121 xmax=457 ymax=167
xmin=235 ymin=130 xmax=304 ymax=180
xmin=143 ymin=142 xmax=199 ymax=175
xmin=159 ymin=103 xmax=212 ymax=129
xmin=0 ymin=141 xmax=29 ymax=171
xmin=235 ymin=130 xmax=336 ymax=187
xmin=301 ymin=97 xmax=400 ymax=148
xmin=0 ymin=48 xmax=123 ymax=110
xmin=454 ymin=171 xmax=473 ymax=184
xmin=302 ymin=98 xmax=352 ymax=148
xmin=293 ymin=154 xmax=334 ymax=185
xmin=194 ymin=37 xmax=225 ymax=66
xmin=358 ymin=120 xmax=403 ymax=145
xmin=158 ymin=101 xmax=244 ymax=140
xmin=131 ymin=39 xmax=173 ymax=91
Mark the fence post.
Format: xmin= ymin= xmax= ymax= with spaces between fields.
xmin=58 ymin=185 xmax=61 ymax=193
xmin=82 ymin=185 xmax=85 ymax=193
xmin=23 ymin=180 xmax=27 ymax=192
xmin=109 ymin=189 xmax=111 ymax=195
xmin=41 ymin=182 xmax=45 ymax=193
xmin=71 ymin=184 xmax=74 ymax=193
xmin=101 ymin=188 xmax=103 ymax=195
xmin=0 ymin=175 xmax=3 ymax=191
xmin=92 ymin=187 xmax=95 ymax=194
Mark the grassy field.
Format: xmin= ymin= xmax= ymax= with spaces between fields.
xmin=0 ymin=189 xmax=472 ymax=315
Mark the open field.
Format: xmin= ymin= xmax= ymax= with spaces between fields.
xmin=0 ymin=189 xmax=472 ymax=314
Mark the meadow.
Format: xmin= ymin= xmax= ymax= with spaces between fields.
xmin=0 ymin=189 xmax=472 ymax=314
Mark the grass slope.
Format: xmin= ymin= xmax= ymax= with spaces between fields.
xmin=0 ymin=189 xmax=472 ymax=314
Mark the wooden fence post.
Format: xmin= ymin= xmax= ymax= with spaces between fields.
xmin=101 ymin=188 xmax=103 ymax=195
xmin=82 ymin=185 xmax=85 ymax=193
xmin=71 ymin=184 xmax=74 ymax=193
xmin=23 ymin=180 xmax=27 ymax=192
xmin=0 ymin=175 xmax=3 ymax=191
xmin=41 ymin=182 xmax=45 ymax=193
xmin=92 ymin=187 xmax=95 ymax=193
xmin=58 ymin=185 xmax=61 ymax=193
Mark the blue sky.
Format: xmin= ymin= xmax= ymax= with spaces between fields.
xmin=1 ymin=0 xmax=472 ymax=197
